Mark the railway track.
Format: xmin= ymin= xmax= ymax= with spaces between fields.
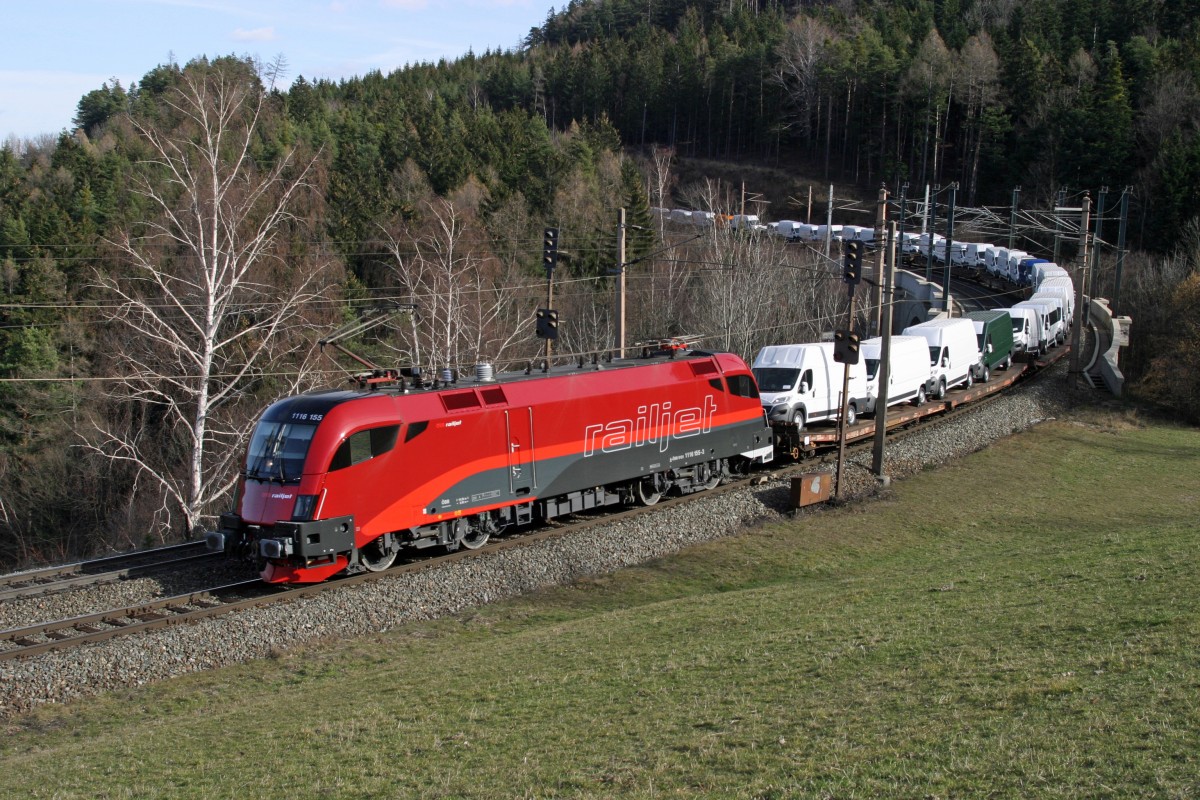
xmin=0 ymin=541 xmax=220 ymax=602
xmin=0 ymin=346 xmax=1068 ymax=664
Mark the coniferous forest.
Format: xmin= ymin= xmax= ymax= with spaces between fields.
xmin=1 ymin=0 xmax=1199 ymax=564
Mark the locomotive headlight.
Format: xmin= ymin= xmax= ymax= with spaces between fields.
xmin=292 ymin=494 xmax=319 ymax=522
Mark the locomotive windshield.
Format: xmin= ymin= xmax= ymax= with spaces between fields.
xmin=245 ymin=421 xmax=317 ymax=482
xmin=753 ymin=368 xmax=800 ymax=393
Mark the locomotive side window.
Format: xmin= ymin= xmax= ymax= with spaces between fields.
xmin=329 ymin=424 xmax=400 ymax=472
xmin=726 ymin=373 xmax=759 ymax=399
xmin=245 ymin=421 xmax=316 ymax=482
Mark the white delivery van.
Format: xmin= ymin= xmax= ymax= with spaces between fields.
xmin=1037 ymin=277 xmax=1076 ymax=321
xmin=964 ymin=243 xmax=989 ymax=268
xmin=1005 ymin=250 xmax=1030 ymax=283
xmin=860 ymin=335 xmax=931 ymax=411
xmin=899 ymin=232 xmax=921 ymax=255
xmin=1035 ymin=264 xmax=1070 ymax=285
xmin=916 ymin=233 xmax=944 ymax=259
xmin=902 ymin=318 xmax=983 ymax=399
xmin=1010 ymin=301 xmax=1053 ymax=352
xmin=1020 ymin=297 xmax=1065 ymax=346
xmin=814 ymin=224 xmax=843 ymax=242
xmin=774 ymin=220 xmax=801 ymax=240
xmin=752 ymin=343 xmax=870 ymax=428
xmin=987 ymin=247 xmax=1010 ymax=278
xmin=1006 ymin=305 xmax=1041 ymax=356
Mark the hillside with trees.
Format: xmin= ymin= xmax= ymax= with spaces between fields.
xmin=0 ymin=0 xmax=1197 ymax=565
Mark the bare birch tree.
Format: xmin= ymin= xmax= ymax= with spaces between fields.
xmin=88 ymin=58 xmax=330 ymax=539
xmin=776 ymin=15 xmax=835 ymax=142
xmin=382 ymin=197 xmax=533 ymax=375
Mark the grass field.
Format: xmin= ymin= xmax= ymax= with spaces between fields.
xmin=2 ymin=410 xmax=1198 ymax=798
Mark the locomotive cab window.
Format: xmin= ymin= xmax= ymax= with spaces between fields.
xmin=726 ymin=373 xmax=759 ymax=399
xmin=329 ymin=425 xmax=400 ymax=472
xmin=245 ymin=421 xmax=316 ymax=483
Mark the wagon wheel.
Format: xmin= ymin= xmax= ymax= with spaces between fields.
xmin=360 ymin=534 xmax=398 ymax=572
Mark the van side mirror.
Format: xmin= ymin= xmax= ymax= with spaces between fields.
xmin=987 ymin=343 xmax=993 ymax=354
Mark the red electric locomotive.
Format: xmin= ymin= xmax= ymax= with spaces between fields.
xmin=208 ymin=348 xmax=774 ymax=583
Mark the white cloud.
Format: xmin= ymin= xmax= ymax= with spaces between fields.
xmin=380 ymin=0 xmax=428 ymax=9
xmin=232 ymin=26 xmax=276 ymax=41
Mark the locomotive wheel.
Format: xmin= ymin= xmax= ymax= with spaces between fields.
xmin=360 ymin=535 xmax=398 ymax=572
xmin=700 ymin=460 xmax=721 ymax=491
xmin=460 ymin=528 xmax=490 ymax=550
xmin=635 ymin=475 xmax=663 ymax=506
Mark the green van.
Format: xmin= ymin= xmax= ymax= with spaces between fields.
xmin=964 ymin=310 xmax=1014 ymax=382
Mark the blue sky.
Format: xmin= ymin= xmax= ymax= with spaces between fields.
xmin=1 ymin=0 xmax=554 ymax=142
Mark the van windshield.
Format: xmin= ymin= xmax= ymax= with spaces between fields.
xmin=753 ymin=367 xmax=801 ymax=393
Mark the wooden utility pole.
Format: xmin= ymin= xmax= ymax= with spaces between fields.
xmin=1008 ymin=186 xmax=1020 ymax=250
xmin=1069 ymin=193 xmax=1092 ymax=383
xmin=1113 ymin=187 xmax=1131 ymax=315
xmin=871 ymin=184 xmax=888 ymax=335
xmin=616 ymin=207 xmax=627 ymax=358
xmin=872 ymin=222 xmax=897 ymax=477
xmin=824 ymin=184 xmax=834 ymax=259
xmin=926 ymin=185 xmax=937 ymax=283
xmin=943 ymin=183 xmax=957 ymax=314
xmin=1090 ymin=186 xmax=1107 ymax=298
xmin=1053 ymin=187 xmax=1067 ymax=265
xmin=834 ymin=288 xmax=856 ymax=500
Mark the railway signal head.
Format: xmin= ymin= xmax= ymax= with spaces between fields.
xmin=833 ymin=329 xmax=860 ymax=364
xmin=843 ymin=240 xmax=863 ymax=285
xmin=535 ymin=308 xmax=559 ymax=339
xmin=543 ymin=227 xmax=559 ymax=275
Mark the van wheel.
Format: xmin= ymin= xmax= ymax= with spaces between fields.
xmin=966 ymin=370 xmax=974 ymax=388
xmin=914 ymin=386 xmax=926 ymax=406
xmin=1003 ymin=355 xmax=1012 ymax=370
xmin=791 ymin=408 xmax=806 ymax=430
xmin=980 ymin=365 xmax=990 ymax=383
xmin=845 ymin=403 xmax=857 ymax=427
xmin=934 ymin=379 xmax=946 ymax=400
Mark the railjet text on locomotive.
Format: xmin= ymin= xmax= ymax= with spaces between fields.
xmin=583 ymin=396 xmax=718 ymax=456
